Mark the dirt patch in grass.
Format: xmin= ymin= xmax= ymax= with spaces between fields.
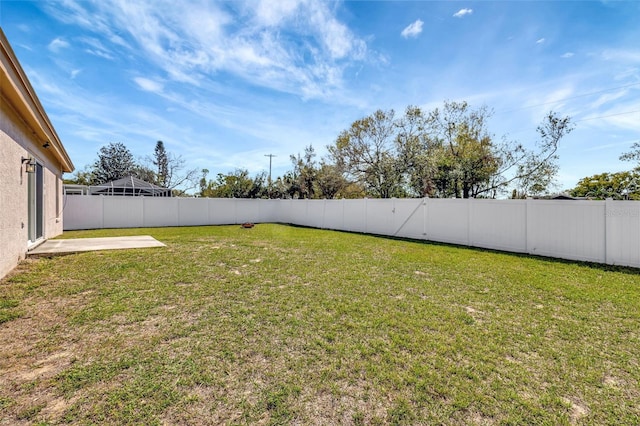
xmin=0 ymin=296 xmax=83 ymax=424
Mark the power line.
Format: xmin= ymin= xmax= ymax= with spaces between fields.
xmin=573 ymin=109 xmax=640 ymax=123
xmin=495 ymin=108 xmax=640 ymax=139
xmin=496 ymin=81 xmax=640 ymax=115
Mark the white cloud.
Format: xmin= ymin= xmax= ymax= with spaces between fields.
xmin=589 ymin=90 xmax=630 ymax=110
xmin=70 ymin=69 xmax=82 ymax=79
xmin=251 ymin=0 xmax=301 ymax=27
xmin=601 ymin=48 xmax=640 ymax=63
xmin=134 ymin=77 xmax=164 ymax=93
xmin=562 ymin=52 xmax=575 ymax=58
xmin=48 ymin=37 xmax=70 ymax=52
xmin=45 ymin=0 xmax=369 ymax=101
xmin=453 ymin=8 xmax=473 ymax=18
xmin=536 ymin=38 xmax=546 ymax=44
xmin=401 ymin=19 xmax=424 ymax=39
xmin=79 ymin=37 xmax=116 ymax=60
xmin=84 ymin=49 xmax=115 ymax=60
xmin=579 ymin=106 xmax=640 ymax=132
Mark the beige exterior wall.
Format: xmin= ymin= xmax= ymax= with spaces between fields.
xmin=1 ymin=96 xmax=64 ymax=278
xmin=0 ymin=28 xmax=72 ymax=280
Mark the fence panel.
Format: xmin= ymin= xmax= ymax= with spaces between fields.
xmin=274 ymin=199 xmax=293 ymax=225
xmin=323 ymin=200 xmax=345 ymax=230
xmin=144 ymin=198 xmax=179 ymax=227
xmin=605 ymin=200 xmax=640 ymax=267
xmin=63 ymin=196 xmax=104 ymax=230
xmin=103 ymin=197 xmax=144 ymax=229
xmin=207 ymin=199 xmax=236 ymax=224
xmin=526 ymin=200 xmax=605 ymax=263
xmin=343 ymin=200 xmax=367 ymax=233
xmin=235 ymin=199 xmax=260 ymax=224
xmin=178 ymin=198 xmax=209 ymax=226
xmin=426 ymin=199 xmax=470 ymax=245
xmin=305 ymin=200 xmax=319 ymax=227
xmin=392 ymin=199 xmax=426 ymax=240
xmin=257 ymin=199 xmax=280 ymax=223
xmin=469 ymin=199 xmax=527 ymax=253
xmin=286 ymin=200 xmax=309 ymax=226
xmin=365 ymin=199 xmax=395 ymax=235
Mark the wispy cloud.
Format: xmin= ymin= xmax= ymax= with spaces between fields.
xmin=561 ymin=52 xmax=575 ymax=58
xmin=453 ymin=8 xmax=473 ymax=18
xmin=401 ymin=19 xmax=424 ymax=39
xmin=579 ymin=106 xmax=640 ymax=132
xmin=134 ymin=77 xmax=164 ymax=93
xmin=84 ymin=49 xmax=115 ymax=60
xmin=536 ymin=38 xmax=546 ymax=44
xmin=589 ymin=89 xmax=631 ymax=110
xmin=78 ymin=37 xmax=115 ymax=60
xmin=44 ymin=0 xmax=369 ymax=102
xmin=70 ymin=69 xmax=82 ymax=79
xmin=48 ymin=37 xmax=70 ymax=52
xmin=601 ymin=48 xmax=640 ymax=63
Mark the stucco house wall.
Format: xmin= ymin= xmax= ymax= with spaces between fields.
xmin=0 ymin=29 xmax=73 ymax=279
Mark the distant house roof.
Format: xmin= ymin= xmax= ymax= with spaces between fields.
xmin=90 ymin=176 xmax=171 ymax=197
xmin=550 ymin=194 xmax=578 ymax=200
xmin=532 ymin=193 xmax=587 ymax=200
xmin=0 ymin=28 xmax=74 ymax=172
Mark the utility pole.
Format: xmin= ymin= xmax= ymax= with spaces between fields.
xmin=265 ymin=154 xmax=276 ymax=197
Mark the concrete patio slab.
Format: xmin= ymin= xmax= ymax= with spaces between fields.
xmin=28 ymin=236 xmax=165 ymax=256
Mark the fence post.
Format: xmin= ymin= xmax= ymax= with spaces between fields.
xmin=177 ymin=198 xmax=181 ymax=226
xmin=364 ymin=198 xmax=368 ymax=234
xmin=101 ymin=196 xmax=105 ymax=229
xmin=322 ymin=199 xmax=326 ymax=229
xmin=467 ymin=198 xmax=472 ymax=247
xmin=423 ymin=197 xmax=427 ymax=239
xmin=605 ymin=197 xmax=611 ymax=265
xmin=525 ymin=197 xmax=532 ymax=255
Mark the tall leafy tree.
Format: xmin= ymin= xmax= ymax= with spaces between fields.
xmin=288 ymin=145 xmax=318 ymax=199
xmin=328 ymin=109 xmax=407 ymax=198
xmin=91 ymin=142 xmax=136 ymax=184
xmin=396 ymin=105 xmax=438 ymax=197
xmin=199 ymin=169 xmax=266 ymax=198
xmin=420 ymin=101 xmax=499 ymax=198
xmin=316 ymin=162 xmax=349 ymax=199
xmin=141 ymin=141 xmax=200 ymax=193
xmin=570 ymin=171 xmax=640 ymax=200
xmin=396 ymin=105 xmax=573 ymax=198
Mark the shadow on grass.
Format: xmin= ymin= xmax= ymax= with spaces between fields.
xmin=284 ymin=223 xmax=640 ymax=277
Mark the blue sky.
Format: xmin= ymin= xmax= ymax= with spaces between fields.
xmin=2 ymin=0 xmax=639 ymax=191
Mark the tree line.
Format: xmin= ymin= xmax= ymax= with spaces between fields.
xmin=569 ymin=142 xmax=640 ymax=200
xmin=68 ymin=100 xmax=609 ymax=199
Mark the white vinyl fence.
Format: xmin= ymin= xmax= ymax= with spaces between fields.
xmin=63 ymin=196 xmax=640 ymax=268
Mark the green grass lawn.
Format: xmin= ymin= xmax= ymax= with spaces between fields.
xmin=1 ymin=224 xmax=639 ymax=425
